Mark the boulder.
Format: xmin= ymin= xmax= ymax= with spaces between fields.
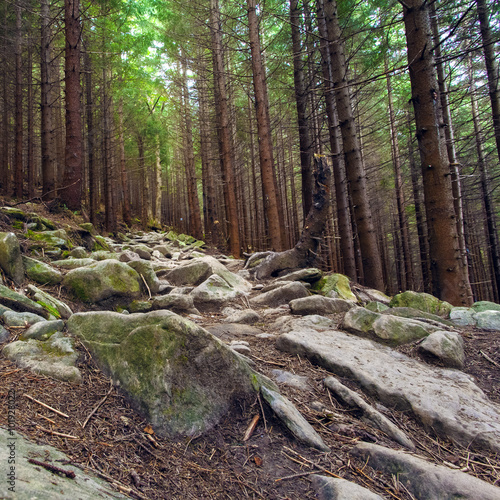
xmin=191 ymin=274 xmax=242 ymax=309
xmin=277 ymin=329 xmax=500 ymax=454
xmin=126 ymin=259 xmax=161 ymax=294
xmin=0 ymin=285 xmax=49 ymax=318
xmin=389 ymin=290 xmax=453 ymax=317
xmin=21 ymin=319 xmax=65 ymax=340
xmin=63 ymin=260 xmax=141 ymax=303
xmin=450 ymin=307 xmax=476 ymax=326
xmin=166 ymin=260 xmax=212 ymax=287
xmin=27 ymin=229 xmax=70 ymax=248
xmin=0 ymin=232 xmax=24 ymax=284
xmin=312 ymin=273 xmax=357 ymax=302
xmin=365 ymin=301 xmax=389 ymax=313
xmin=151 ymin=294 xmax=199 ymax=315
xmin=66 ymin=310 xmax=276 ymax=437
xmin=475 ymin=310 xmax=500 ymax=331
xmin=383 ymin=306 xmax=455 ymax=327
xmin=289 ymin=296 xmax=354 ymax=316
xmin=0 ymin=428 xmax=129 ymax=500
xmin=51 ymin=257 xmax=95 ymax=269
xmin=260 ymin=386 xmax=329 ymax=451
xmin=22 ymin=256 xmax=62 ymax=285
xmin=342 ymin=306 xmax=380 ymax=335
xmin=3 ymin=311 xmax=46 ymax=327
xmin=3 ymin=332 xmax=81 ymax=383
xmin=129 ymin=244 xmax=152 ymax=260
xmin=471 ymin=301 xmax=500 ymax=313
xmin=250 ymin=282 xmax=309 ymax=308
xmin=279 ymin=268 xmax=323 ymax=283
xmin=311 ymin=475 xmax=384 ymax=500
xmin=272 ymin=314 xmax=336 ymax=334
xmin=418 ymin=331 xmax=465 ymax=368
xmin=351 ymin=442 xmax=500 ymax=500
xmin=223 ymin=309 xmax=261 ymax=325
xmin=26 ymin=285 xmax=73 ymax=319
xmin=68 ymin=246 xmax=88 ymax=258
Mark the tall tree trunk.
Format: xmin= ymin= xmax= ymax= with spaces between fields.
xmin=403 ymin=0 xmax=472 ymax=306
xmin=324 ymin=0 xmax=384 ymax=290
xmin=27 ymin=32 xmax=34 ymax=199
xmin=430 ymin=1 xmax=470 ymax=294
xmin=181 ymin=55 xmax=202 ymax=240
xmin=469 ymin=56 xmax=500 ymax=302
xmin=476 ymin=0 xmax=500 ymax=164
xmin=14 ymin=3 xmax=23 ymax=198
xmin=386 ymin=63 xmax=414 ymax=290
xmin=210 ymin=0 xmax=241 ymax=256
xmin=290 ymin=0 xmax=313 ymax=220
xmin=247 ymin=0 xmax=286 ymax=251
xmin=41 ymin=0 xmax=56 ymax=200
xmin=61 ymin=0 xmax=83 ymax=210
xmin=118 ymin=98 xmax=131 ymax=226
xmin=317 ymin=0 xmax=356 ymax=280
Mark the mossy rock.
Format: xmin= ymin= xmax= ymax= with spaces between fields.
xmin=79 ymin=222 xmax=95 ymax=234
xmin=0 ymin=232 xmax=24 ymax=284
xmin=27 ymin=229 xmax=70 ymax=249
xmin=389 ymin=291 xmax=453 ymax=318
xmin=312 ymin=273 xmax=357 ymax=302
xmin=93 ymin=235 xmax=111 ymax=251
xmin=63 ymin=260 xmax=141 ymax=303
xmin=67 ymin=310 xmax=276 ymax=436
xmin=23 ymin=256 xmax=62 ymax=285
xmin=471 ymin=301 xmax=500 ymax=313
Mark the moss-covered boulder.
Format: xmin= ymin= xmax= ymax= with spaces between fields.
xmin=27 ymin=285 xmax=73 ymax=319
xmin=63 ymin=260 xmax=141 ymax=303
xmin=389 ymin=291 xmax=453 ymax=318
xmin=366 ymin=301 xmax=389 ymax=313
xmin=23 ymin=256 xmax=62 ymax=285
xmin=27 ymin=229 xmax=70 ymax=249
xmin=471 ymin=301 xmax=500 ymax=313
xmin=312 ymin=273 xmax=357 ymax=302
xmin=418 ymin=331 xmax=465 ymax=368
xmin=67 ymin=310 xmax=275 ymax=436
xmin=52 ymin=257 xmax=95 ymax=269
xmin=127 ymin=259 xmax=161 ymax=294
xmin=0 ymin=232 xmax=24 ymax=284
xmin=0 ymin=284 xmax=49 ymax=318
xmin=3 ymin=332 xmax=81 ymax=383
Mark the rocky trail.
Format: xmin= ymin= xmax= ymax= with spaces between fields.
xmin=0 ymin=202 xmax=499 ymax=500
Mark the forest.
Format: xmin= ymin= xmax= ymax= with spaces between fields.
xmin=0 ymin=0 xmax=499 ymax=307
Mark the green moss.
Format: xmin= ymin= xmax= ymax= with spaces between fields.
xmin=36 ymin=301 xmax=61 ymax=319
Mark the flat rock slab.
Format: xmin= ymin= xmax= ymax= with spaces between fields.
xmin=0 ymin=428 xmax=130 ymax=499
xmin=351 ymin=442 xmax=500 ymax=500
xmin=276 ymin=329 xmax=500 ymax=454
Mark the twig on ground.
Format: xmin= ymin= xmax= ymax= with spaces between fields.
xmin=480 ymin=350 xmax=500 ymax=369
xmin=82 ymin=384 xmax=113 ymax=429
xmin=28 ymin=458 xmax=76 ymax=479
xmin=24 ymin=394 xmax=69 ymax=418
xmin=36 ymin=425 xmax=78 ymax=440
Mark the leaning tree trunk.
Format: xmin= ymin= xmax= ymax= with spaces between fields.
xmin=249 ymin=155 xmax=331 ymax=279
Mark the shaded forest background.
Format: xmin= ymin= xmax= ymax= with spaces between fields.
xmin=0 ymin=0 xmax=499 ymax=305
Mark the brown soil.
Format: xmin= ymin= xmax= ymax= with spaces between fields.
xmin=0 ymin=201 xmax=499 ymax=499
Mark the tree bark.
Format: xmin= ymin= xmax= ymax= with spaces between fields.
xmin=61 ymin=0 xmax=83 ymax=210
xmin=476 ymin=0 xmax=500 ymax=164
xmin=324 ymin=0 xmax=384 ymax=290
xmin=249 ymin=155 xmax=331 ymax=279
xmin=210 ymin=0 xmax=241 ymax=257
xmin=290 ymin=0 xmax=313 ymax=220
xmin=118 ymin=98 xmax=131 ymax=226
xmin=247 ymin=0 xmax=286 ymax=251
xmin=403 ymin=0 xmax=472 ymax=306
xmin=14 ymin=3 xmax=23 ymax=199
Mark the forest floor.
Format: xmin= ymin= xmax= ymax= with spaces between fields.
xmin=0 ymin=201 xmax=499 ymax=499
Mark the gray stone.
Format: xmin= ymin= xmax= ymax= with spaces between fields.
xmin=276 ymin=329 xmax=500 ymax=454
xmin=91 ymin=250 xmax=119 ymax=261
xmin=279 ymin=267 xmax=323 ymax=283
xmin=130 ymin=244 xmax=152 ymax=260
xmin=250 ymin=282 xmax=309 ymax=308
xmin=271 ymin=369 xmax=311 ymax=390
xmin=0 ymin=428 xmax=130 ymax=499
xmin=471 ymin=300 xmax=500 ymax=313
xmin=260 ymin=386 xmax=329 ymax=451
xmin=67 ymin=310 xmax=276 ymax=437
xmin=0 ymin=325 xmax=9 ymax=342
xmin=151 ymin=293 xmax=199 ymax=315
xmin=3 ymin=332 xmax=81 ymax=383
xmin=51 ymin=258 xmax=95 ymax=269
xmin=126 ymin=259 xmax=161 ymax=294
xmin=351 ymin=442 xmax=500 ymax=500
xmin=450 ymin=307 xmax=476 ymax=326
xmin=128 ymin=300 xmax=153 ymax=313
xmin=475 ymin=310 xmax=500 ymax=331
xmin=63 ymin=260 xmax=141 ymax=303
xmin=0 ymin=232 xmax=24 ymax=284
xmin=0 ymin=284 xmax=49 ymax=318
xmin=343 ymin=307 xmax=438 ymax=345
xmin=119 ymin=250 xmax=142 ymax=262
xmin=273 ymin=314 xmax=336 ymax=334
xmin=152 ymin=244 xmax=173 ymax=258
xmin=3 ymin=311 xmax=46 ymax=327
xmin=26 ymin=285 xmax=73 ymax=320
xmin=69 ymin=246 xmax=88 ymax=258
xmin=382 ymin=306 xmax=455 ymax=327
xmin=22 ymin=256 xmax=62 ymax=285
xmin=166 ymin=260 xmax=212 ymax=286
xmin=290 ymin=296 xmax=354 ymax=316
xmin=21 ymin=319 xmax=64 ymax=340
xmin=323 ymin=376 xmax=414 ymax=449
xmin=311 ymin=475 xmax=384 ymax=500
xmin=223 ymin=309 xmax=261 ymax=325
xmin=389 ymin=290 xmax=453 ymax=317
xmin=365 ymin=301 xmax=389 ymax=313
xmin=311 ymin=273 xmax=357 ymax=302
xmin=206 ymin=323 xmax=264 ymax=341
xmin=354 ymin=288 xmax=391 ymax=305
xmin=28 ymin=229 xmax=70 ymax=249
xmin=191 ymin=274 xmax=242 ymax=308
xmin=419 ymin=331 xmax=465 ymax=368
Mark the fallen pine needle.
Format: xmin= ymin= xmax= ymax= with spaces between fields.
xmin=36 ymin=425 xmax=78 ymax=440
xmin=24 ymin=394 xmax=69 ymax=418
xmin=82 ymin=384 xmax=113 ymax=428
